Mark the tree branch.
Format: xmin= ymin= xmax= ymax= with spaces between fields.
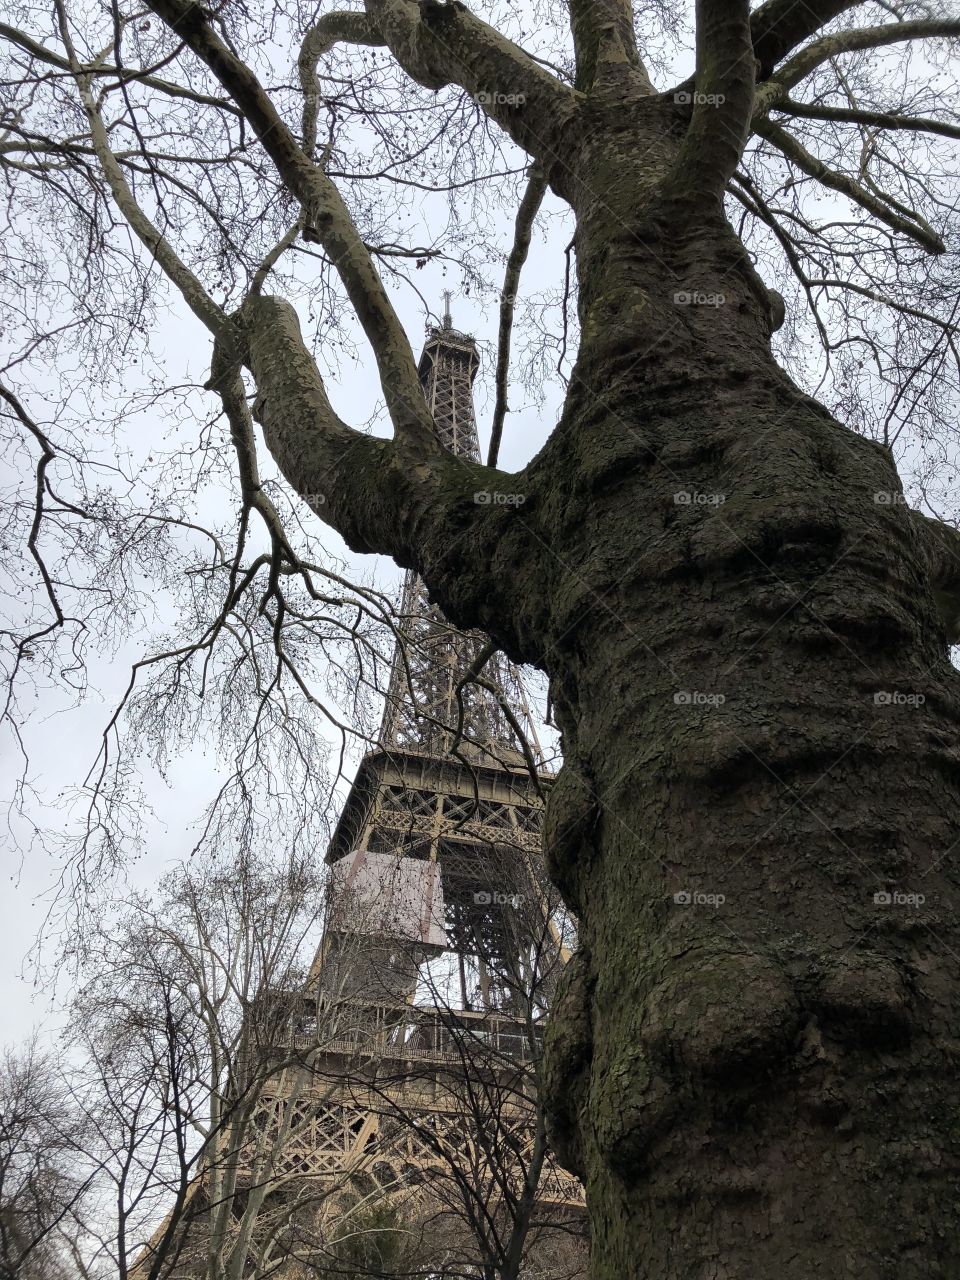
xmin=250 ymin=222 xmax=301 ymax=295
xmin=567 ymin=0 xmax=652 ymax=94
xmin=304 ymin=10 xmax=383 ymax=54
xmin=659 ymin=0 xmax=755 ymax=216
xmin=145 ymin=0 xmax=436 ymax=446
xmin=0 ymin=383 xmax=70 ymax=675
xmin=0 ymin=21 xmax=243 ymax=117
xmin=298 ymin=13 xmax=385 ymax=156
xmin=729 ymin=171 xmax=815 ymax=339
xmin=757 ymin=18 xmax=960 ymax=107
xmin=749 ymin=0 xmax=862 ymax=80
xmin=805 ymin=278 xmax=958 ymax=333
xmin=488 ymin=165 xmax=547 ymax=469
xmin=237 ymin=294 xmax=461 ymax=566
xmin=54 ymin=2 xmax=226 ymax=337
xmin=361 ymin=0 xmax=578 ymax=163
xmin=238 ymin=295 xmax=374 ymax=542
xmin=755 ymin=117 xmax=946 ymax=254
xmin=775 ymin=98 xmax=960 ymax=142
xmin=207 ymin=342 xmax=296 ymax=580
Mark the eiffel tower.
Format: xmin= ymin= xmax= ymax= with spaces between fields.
xmin=132 ymin=303 xmax=586 ymax=1279
xmin=264 ymin=300 xmax=586 ymax=1274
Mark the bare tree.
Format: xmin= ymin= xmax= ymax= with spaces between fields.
xmin=307 ymin=1198 xmax=438 ymax=1279
xmin=0 ymin=1039 xmax=91 ymax=1280
xmin=50 ymin=828 xmax=578 ymax=1280
xmin=63 ymin=850 xmax=362 ymax=1280
xmin=3 ymin=1 xmax=960 ymax=1273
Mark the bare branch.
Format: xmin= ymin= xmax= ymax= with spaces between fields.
xmin=298 ymin=12 xmax=385 ymax=156
xmin=249 ymin=222 xmax=301 ymax=296
xmin=53 ymin=2 xmax=226 ymax=335
xmin=488 ymin=165 xmax=547 ymax=469
xmin=775 ymin=98 xmax=960 ymax=142
xmin=757 ymin=18 xmax=960 ymax=105
xmin=749 ymin=0 xmax=862 ymax=80
xmin=755 ymin=117 xmax=946 ymax=254
xmin=145 ymin=0 xmax=436 ymax=446
xmin=238 ymin=294 xmax=435 ymax=559
xmin=361 ymin=0 xmax=579 ymax=162
xmin=0 ymin=20 xmax=244 ymax=117
xmin=208 ymin=343 xmax=295 ymax=568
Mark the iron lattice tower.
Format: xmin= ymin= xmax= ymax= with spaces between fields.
xmin=378 ymin=314 xmax=541 ymax=766
xmin=129 ymin=311 xmax=584 ymax=1279
xmin=266 ymin=309 xmax=585 ymax=1270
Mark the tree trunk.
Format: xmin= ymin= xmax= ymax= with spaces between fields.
xmin=535 ymin=212 xmax=960 ymax=1278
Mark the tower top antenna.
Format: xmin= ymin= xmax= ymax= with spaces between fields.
xmin=442 ymin=290 xmax=452 ymax=329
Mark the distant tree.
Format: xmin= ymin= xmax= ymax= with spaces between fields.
xmin=65 ymin=850 xmax=352 ymax=1279
xmin=0 ymin=1039 xmax=89 ymax=1280
xmin=14 ymin=838 xmax=579 ymax=1280
xmin=310 ymin=1199 xmax=431 ymax=1279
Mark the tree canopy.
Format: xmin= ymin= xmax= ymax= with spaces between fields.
xmin=2 ymin=3 xmax=959 ymax=905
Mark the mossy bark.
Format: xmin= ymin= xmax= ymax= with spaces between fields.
xmin=539 ymin=388 xmax=960 ymax=1275
xmin=528 ymin=209 xmax=960 ymax=1277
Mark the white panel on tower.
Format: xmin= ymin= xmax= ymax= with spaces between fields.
xmin=329 ymin=849 xmax=447 ymax=950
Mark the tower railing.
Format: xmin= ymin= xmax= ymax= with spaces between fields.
xmin=270 ymin=995 xmax=545 ymax=1067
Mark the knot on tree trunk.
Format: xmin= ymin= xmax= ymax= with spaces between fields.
xmin=542 ymin=763 xmax=600 ymax=908
xmin=808 ymin=953 xmax=915 ymax=1049
xmin=542 ymin=948 xmax=593 ymax=1180
xmin=591 ymin=947 xmax=802 ymax=1179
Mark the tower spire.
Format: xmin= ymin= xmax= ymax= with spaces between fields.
xmin=379 ymin=309 xmax=541 ymax=762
